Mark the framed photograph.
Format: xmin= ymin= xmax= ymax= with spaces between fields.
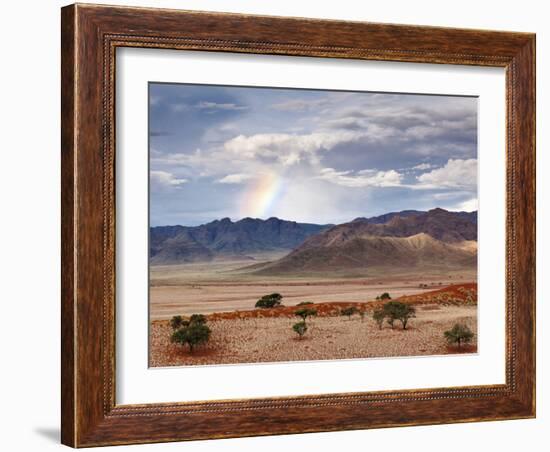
xmin=61 ymin=3 xmax=535 ymax=447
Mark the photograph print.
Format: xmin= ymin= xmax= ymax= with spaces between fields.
xmin=148 ymin=83 xmax=478 ymax=367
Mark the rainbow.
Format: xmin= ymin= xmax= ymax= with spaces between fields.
xmin=239 ymin=172 xmax=285 ymax=218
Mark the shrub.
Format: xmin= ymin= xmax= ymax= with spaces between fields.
xmin=189 ymin=313 xmax=207 ymax=325
xmin=171 ymin=322 xmax=211 ymax=352
xmin=170 ymin=315 xmax=187 ymax=330
xmin=379 ymin=292 xmax=392 ymax=300
xmin=292 ymin=321 xmax=308 ymax=339
xmin=444 ymin=323 xmax=474 ymax=348
xmin=383 ymin=301 xmax=416 ymax=330
xmin=296 ymin=301 xmax=314 ymax=306
xmin=295 ymin=307 xmax=318 ymax=322
xmin=255 ymin=293 xmax=283 ymax=309
xmin=341 ymin=306 xmax=358 ymax=320
xmin=372 ymin=309 xmax=385 ymax=329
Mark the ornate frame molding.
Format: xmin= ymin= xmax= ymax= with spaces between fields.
xmin=62 ymin=4 xmax=535 ymax=447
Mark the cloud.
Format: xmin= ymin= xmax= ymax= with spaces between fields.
xmin=217 ymin=173 xmax=253 ymax=184
xmin=271 ymin=98 xmax=328 ymax=112
xmin=318 ymin=168 xmax=403 ymax=188
xmin=323 ymin=117 xmax=366 ymax=131
xmin=223 ymin=131 xmax=365 ymax=166
xmin=416 ymin=158 xmax=477 ymax=189
xmin=411 ymin=163 xmax=435 ymax=170
xmin=195 ymin=101 xmax=248 ymax=112
xmin=449 ymin=198 xmax=478 ymax=212
xmin=150 ymin=170 xmax=188 ymax=189
xmin=149 ymin=83 xmax=479 ymax=226
xmin=318 ymin=99 xmax=477 ymax=159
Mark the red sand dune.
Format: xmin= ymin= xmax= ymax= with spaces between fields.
xmin=205 ymin=283 xmax=477 ymax=321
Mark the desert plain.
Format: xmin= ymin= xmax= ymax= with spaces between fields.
xmin=149 ymin=256 xmax=477 ymax=367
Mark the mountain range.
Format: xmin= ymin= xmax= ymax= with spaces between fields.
xmin=150 ymin=208 xmax=478 ymax=272
xmin=150 ymin=217 xmax=332 ymax=265
xmin=249 ymin=208 xmax=477 ymax=274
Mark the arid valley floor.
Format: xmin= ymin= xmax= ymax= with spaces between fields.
xmin=149 ymin=257 xmax=477 ymax=367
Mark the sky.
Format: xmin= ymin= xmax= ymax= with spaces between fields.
xmin=149 ymin=83 xmax=477 ymax=227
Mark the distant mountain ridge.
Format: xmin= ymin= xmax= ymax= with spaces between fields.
xmin=321 ymin=208 xmax=477 ymax=245
xmin=245 ymin=208 xmax=478 ymax=275
xmin=150 ymin=208 xmax=477 ymax=267
xmin=353 ymin=209 xmax=477 ymax=226
xmin=150 ymin=217 xmax=332 ymax=265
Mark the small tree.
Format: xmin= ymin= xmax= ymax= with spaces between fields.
xmin=255 ymin=293 xmax=283 ymax=309
xmin=171 ymin=322 xmax=211 ymax=352
xmin=171 ymin=328 xmax=188 ymax=347
xmin=185 ymin=322 xmax=211 ymax=351
xmin=341 ymin=306 xmax=358 ymax=320
xmin=444 ymin=323 xmax=474 ymax=348
xmin=189 ymin=313 xmax=207 ymax=325
xmin=295 ymin=307 xmax=317 ymax=322
xmin=372 ymin=309 xmax=385 ymax=330
xmin=170 ymin=315 xmax=187 ymax=330
xmin=383 ymin=301 xmax=416 ymax=330
xmin=292 ymin=321 xmax=308 ymax=340
xmin=379 ymin=292 xmax=392 ymax=300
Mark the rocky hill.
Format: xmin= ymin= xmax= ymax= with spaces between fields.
xmin=150 ymin=217 xmax=332 ymax=264
xmin=247 ymin=208 xmax=477 ymax=275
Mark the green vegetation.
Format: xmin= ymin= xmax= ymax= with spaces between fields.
xmin=370 ymin=302 xmax=416 ymax=330
xmin=170 ymin=314 xmax=212 ymax=352
xmin=444 ymin=323 xmax=474 ymax=348
xmin=292 ymin=321 xmax=308 ymax=340
xmin=255 ymin=293 xmax=283 ymax=309
xmin=296 ymin=301 xmax=314 ymax=306
xmin=376 ymin=292 xmax=392 ymax=301
xmin=341 ymin=306 xmax=359 ymax=320
xmin=295 ymin=307 xmax=318 ymax=322
xmin=170 ymin=315 xmax=187 ymax=330
xmin=189 ymin=314 xmax=206 ymax=324
xmin=292 ymin=305 xmax=317 ymax=339
xmin=372 ymin=309 xmax=385 ymax=330
xmin=383 ymin=301 xmax=416 ymax=330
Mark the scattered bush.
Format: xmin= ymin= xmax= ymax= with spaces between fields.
xmin=295 ymin=307 xmax=318 ymax=322
xmin=341 ymin=306 xmax=359 ymax=320
xmin=189 ymin=314 xmax=206 ymax=325
xmin=292 ymin=321 xmax=308 ymax=340
xmin=255 ymin=293 xmax=283 ymax=308
xmin=444 ymin=323 xmax=474 ymax=348
xmin=383 ymin=301 xmax=416 ymax=330
xmin=170 ymin=315 xmax=187 ymax=330
xmin=170 ymin=313 xmax=211 ymax=352
xmin=171 ymin=322 xmax=211 ymax=352
xmin=372 ymin=309 xmax=385 ymax=329
xmin=296 ymin=301 xmax=314 ymax=306
xmin=379 ymin=292 xmax=392 ymax=300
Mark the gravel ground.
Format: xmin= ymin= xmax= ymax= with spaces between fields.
xmin=149 ymin=305 xmax=477 ymax=367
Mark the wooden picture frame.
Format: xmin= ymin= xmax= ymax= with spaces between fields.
xmin=61 ymin=3 xmax=535 ymax=447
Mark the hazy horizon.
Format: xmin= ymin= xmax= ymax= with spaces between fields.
xmin=149 ymin=83 xmax=478 ymax=227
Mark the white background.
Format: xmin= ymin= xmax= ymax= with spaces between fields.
xmin=117 ymin=49 xmax=506 ymax=404
xmin=0 ymin=0 xmax=546 ymax=451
